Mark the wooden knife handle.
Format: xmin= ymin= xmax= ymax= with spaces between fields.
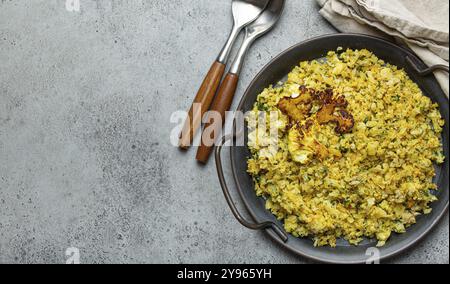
xmin=196 ymin=73 xmax=239 ymax=164
xmin=179 ymin=61 xmax=226 ymax=149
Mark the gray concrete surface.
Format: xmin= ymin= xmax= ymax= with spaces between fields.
xmin=0 ymin=0 xmax=448 ymax=264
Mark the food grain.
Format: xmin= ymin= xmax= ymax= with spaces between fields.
xmin=246 ymin=49 xmax=445 ymax=247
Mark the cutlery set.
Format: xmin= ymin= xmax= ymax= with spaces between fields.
xmin=179 ymin=0 xmax=285 ymax=163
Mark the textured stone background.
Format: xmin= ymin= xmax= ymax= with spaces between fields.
xmin=0 ymin=0 xmax=448 ymax=264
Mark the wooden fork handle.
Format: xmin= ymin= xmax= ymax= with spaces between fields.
xmin=179 ymin=61 xmax=226 ymax=149
xmin=196 ymin=73 xmax=239 ymax=164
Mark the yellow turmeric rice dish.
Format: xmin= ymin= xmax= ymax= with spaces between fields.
xmin=246 ymin=48 xmax=445 ymax=247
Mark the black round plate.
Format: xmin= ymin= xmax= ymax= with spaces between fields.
xmin=230 ymin=34 xmax=449 ymax=264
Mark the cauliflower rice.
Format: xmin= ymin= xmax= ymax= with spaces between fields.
xmin=246 ymin=48 xmax=445 ymax=247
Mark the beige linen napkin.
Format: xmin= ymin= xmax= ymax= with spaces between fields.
xmin=317 ymin=0 xmax=449 ymax=96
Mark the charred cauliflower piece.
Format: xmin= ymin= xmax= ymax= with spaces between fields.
xmin=279 ymin=87 xmax=354 ymax=135
xmin=278 ymin=88 xmax=313 ymax=122
xmin=287 ymin=124 xmax=329 ymax=164
xmin=279 ymin=86 xmax=354 ymax=164
xmin=335 ymin=110 xmax=355 ymax=133
xmin=287 ymin=126 xmax=313 ymax=164
xmin=316 ymin=102 xmax=355 ymax=134
xmin=315 ymin=104 xmax=335 ymax=123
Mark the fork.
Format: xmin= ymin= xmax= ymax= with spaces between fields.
xmin=196 ymin=0 xmax=285 ymax=163
xmin=178 ymin=0 xmax=270 ymax=149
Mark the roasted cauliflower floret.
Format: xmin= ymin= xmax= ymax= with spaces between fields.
xmin=316 ymin=103 xmax=354 ymax=134
xmin=279 ymin=86 xmax=354 ymax=164
xmin=278 ymin=88 xmax=313 ymax=121
xmin=287 ymin=124 xmax=329 ymax=164
xmin=287 ymin=126 xmax=313 ymax=164
xmin=279 ymin=86 xmax=354 ymax=135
